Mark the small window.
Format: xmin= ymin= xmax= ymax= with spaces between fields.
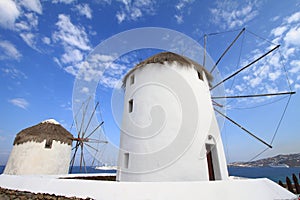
xmin=129 ymin=99 xmax=133 ymax=113
xmin=198 ymin=71 xmax=203 ymax=81
xmin=130 ymin=74 xmax=135 ymax=85
xmin=45 ymin=139 xmax=53 ymax=149
xmin=124 ymin=153 xmax=129 ymax=168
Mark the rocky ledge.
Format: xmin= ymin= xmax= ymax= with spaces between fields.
xmin=0 ymin=187 xmax=94 ymax=200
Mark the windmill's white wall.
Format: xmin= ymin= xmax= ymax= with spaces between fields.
xmin=4 ymin=140 xmax=71 ymax=175
xmin=117 ymin=62 xmax=228 ymax=181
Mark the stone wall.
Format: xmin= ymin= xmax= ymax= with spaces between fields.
xmin=0 ymin=187 xmax=94 ymax=200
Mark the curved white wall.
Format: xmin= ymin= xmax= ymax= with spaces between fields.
xmin=117 ymin=62 xmax=228 ymax=182
xmin=4 ymin=140 xmax=71 ymax=175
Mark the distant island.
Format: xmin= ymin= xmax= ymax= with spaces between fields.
xmin=228 ymin=153 xmax=300 ymax=167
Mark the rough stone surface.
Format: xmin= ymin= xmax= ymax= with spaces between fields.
xmin=0 ymin=187 xmax=94 ymax=200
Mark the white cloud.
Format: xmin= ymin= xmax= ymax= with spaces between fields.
xmin=0 ymin=40 xmax=22 ymax=60
xmin=116 ymin=12 xmax=126 ymax=23
xmin=289 ymin=60 xmax=300 ymax=74
xmin=81 ymin=87 xmax=90 ymax=94
xmin=53 ymin=14 xmax=91 ymax=51
xmin=1 ymin=67 xmax=27 ymax=79
xmin=175 ymin=15 xmax=183 ymax=24
xmin=271 ymin=26 xmax=288 ymax=37
xmin=20 ymin=0 xmax=42 ymax=15
xmin=249 ymin=77 xmax=262 ymax=87
xmin=210 ymin=1 xmax=259 ymax=29
xmin=0 ymin=0 xmax=20 ymax=29
xmin=271 ymin=15 xmax=280 ymax=22
xmin=15 ymin=13 xmax=39 ymax=32
xmin=65 ymin=53 xmax=129 ymax=88
xmin=284 ymin=26 xmax=300 ymax=46
xmin=15 ymin=21 xmax=30 ymax=31
xmin=116 ymin=0 xmax=156 ymax=23
xmin=174 ymin=0 xmax=194 ymax=24
xmin=52 ymin=14 xmax=93 ymax=79
xmin=286 ymin=12 xmax=300 ymax=23
xmin=268 ymin=70 xmax=281 ymax=81
xmin=52 ymin=0 xmax=75 ymax=4
xmin=25 ymin=13 xmax=39 ymax=29
xmin=9 ymin=98 xmax=29 ymax=109
xmin=20 ymin=32 xmax=36 ymax=49
xmin=42 ymin=37 xmax=51 ymax=45
xmin=61 ymin=48 xmax=83 ymax=64
xmin=75 ymin=4 xmax=92 ymax=19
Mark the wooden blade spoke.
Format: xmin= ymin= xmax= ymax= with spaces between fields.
xmin=214 ymin=108 xmax=272 ymax=148
xmin=80 ymin=144 xmax=84 ymax=172
xmin=210 ymin=44 xmax=280 ymax=91
xmin=86 ymin=138 xmax=108 ymax=144
xmin=85 ymin=121 xmax=104 ymax=139
xmin=85 ymin=142 xmax=100 ymax=152
xmin=210 ymin=28 xmax=245 ymax=74
xmin=69 ymin=141 xmax=80 ymax=173
xmin=83 ymin=102 xmax=99 ymax=137
xmin=212 ymin=91 xmax=296 ymax=99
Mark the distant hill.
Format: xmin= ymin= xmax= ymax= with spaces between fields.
xmin=228 ymin=153 xmax=300 ymax=167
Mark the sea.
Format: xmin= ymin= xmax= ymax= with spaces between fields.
xmin=1 ymin=165 xmax=299 ymax=183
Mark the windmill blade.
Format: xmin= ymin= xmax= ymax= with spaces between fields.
xmin=203 ymin=34 xmax=207 ymax=67
xmin=85 ymin=142 xmax=101 ymax=152
xmin=212 ymin=91 xmax=296 ymax=99
xmin=78 ymin=98 xmax=91 ymax=138
xmin=212 ymin=100 xmax=223 ymax=107
xmin=82 ymin=146 xmax=87 ymax=173
xmin=80 ymin=144 xmax=84 ymax=172
xmin=83 ymin=102 xmax=99 ymax=138
xmin=85 ymin=121 xmax=104 ymax=139
xmin=70 ymin=101 xmax=85 ymax=132
xmin=210 ymin=44 xmax=280 ymax=91
xmin=214 ymin=108 xmax=272 ymax=148
xmin=86 ymin=138 xmax=108 ymax=143
xmin=210 ymin=28 xmax=245 ymax=74
xmin=69 ymin=141 xmax=80 ymax=173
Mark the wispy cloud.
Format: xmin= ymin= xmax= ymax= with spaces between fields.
xmin=210 ymin=0 xmax=259 ymax=29
xmin=61 ymin=47 xmax=84 ymax=64
xmin=9 ymin=98 xmax=29 ymax=109
xmin=19 ymin=0 xmax=43 ymax=15
xmin=116 ymin=0 xmax=156 ymax=23
xmin=53 ymin=14 xmax=91 ymax=51
xmin=174 ymin=0 xmax=194 ymax=24
xmin=42 ymin=37 xmax=51 ymax=45
xmin=52 ymin=14 xmax=91 ymax=65
xmin=20 ymin=32 xmax=37 ymax=50
xmin=52 ymin=0 xmax=76 ymax=4
xmin=1 ymin=67 xmax=27 ymax=79
xmin=74 ymin=4 xmax=93 ymax=19
xmin=268 ymin=11 xmax=300 ymax=91
xmin=0 ymin=40 xmax=22 ymax=60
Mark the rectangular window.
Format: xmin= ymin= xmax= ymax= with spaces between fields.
xmin=130 ymin=74 xmax=135 ymax=85
xmin=45 ymin=139 xmax=53 ymax=149
xmin=124 ymin=153 xmax=129 ymax=168
xmin=129 ymin=99 xmax=133 ymax=113
xmin=198 ymin=71 xmax=203 ymax=81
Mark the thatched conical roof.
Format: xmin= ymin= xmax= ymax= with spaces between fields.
xmin=123 ymin=52 xmax=213 ymax=85
xmin=13 ymin=119 xmax=73 ymax=146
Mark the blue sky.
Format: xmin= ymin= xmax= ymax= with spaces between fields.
xmin=0 ymin=0 xmax=300 ymax=165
